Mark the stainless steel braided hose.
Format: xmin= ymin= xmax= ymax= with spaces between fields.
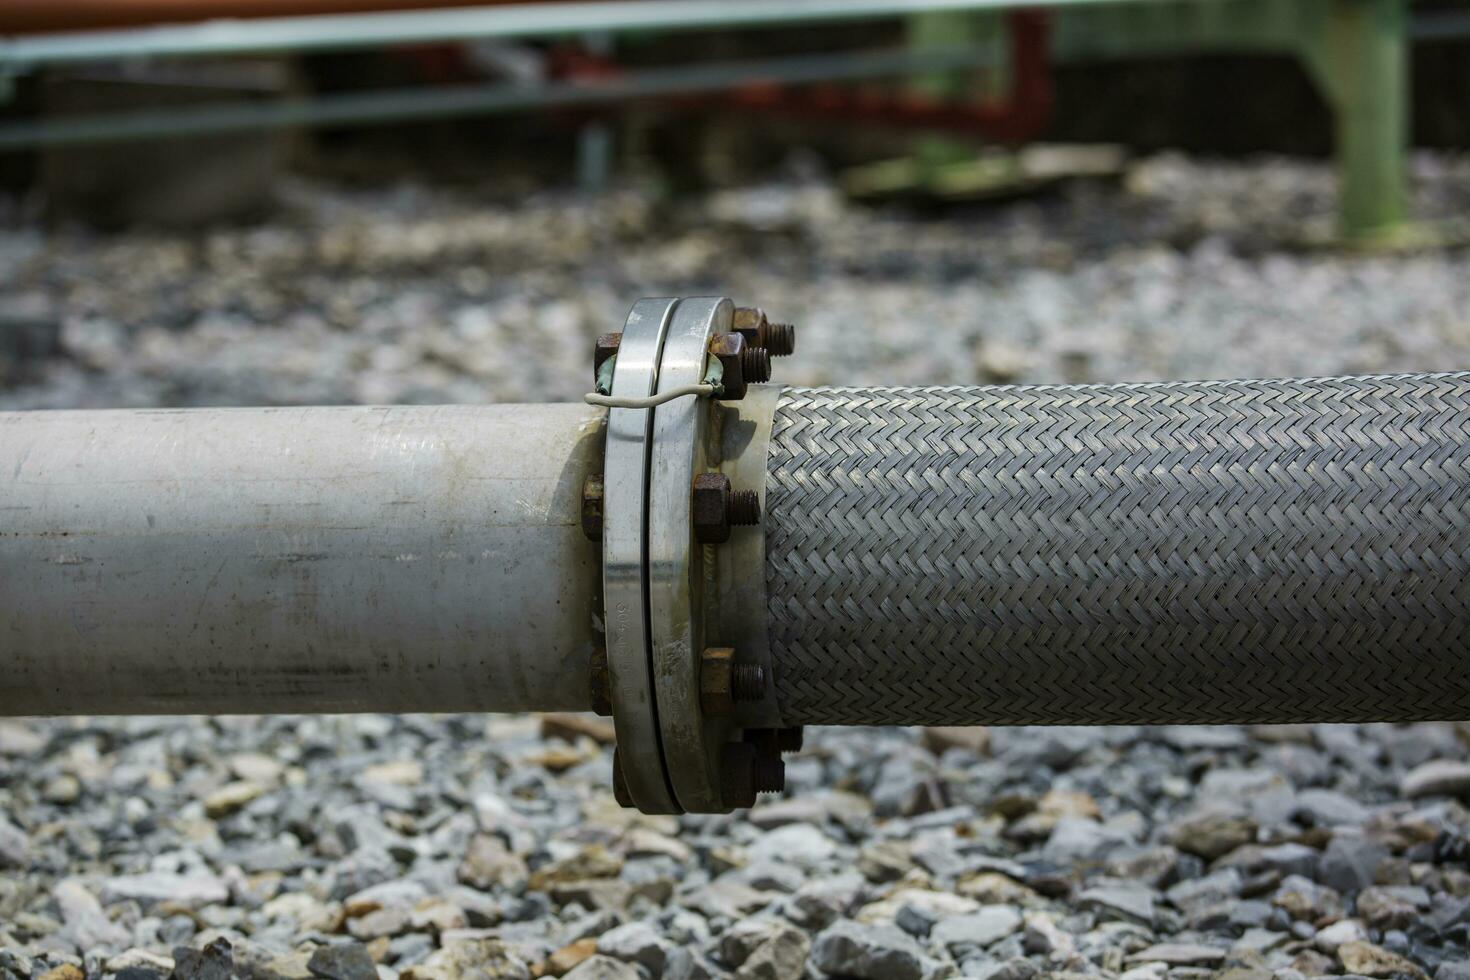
xmin=765 ymin=375 xmax=1470 ymax=726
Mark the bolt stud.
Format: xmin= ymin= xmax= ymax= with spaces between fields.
xmin=752 ymin=755 xmax=786 ymax=795
xmin=728 ymin=489 xmax=761 ymax=527
xmin=730 ymin=663 xmax=766 ymax=701
xmin=741 ymin=347 xmax=772 ymax=385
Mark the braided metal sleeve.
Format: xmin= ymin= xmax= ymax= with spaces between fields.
xmin=764 ymin=374 xmax=1470 ymax=727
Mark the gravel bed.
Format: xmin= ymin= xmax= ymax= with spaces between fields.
xmin=2 ymin=152 xmax=1470 ymax=980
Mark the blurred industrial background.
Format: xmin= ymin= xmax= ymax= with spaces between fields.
xmin=3 ymin=2 xmax=1470 ymax=980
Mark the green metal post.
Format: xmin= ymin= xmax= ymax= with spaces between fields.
xmin=908 ymin=10 xmax=1000 ymax=171
xmin=1304 ymin=0 xmax=1409 ymax=241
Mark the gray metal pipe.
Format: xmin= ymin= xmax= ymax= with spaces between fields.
xmin=0 ymin=403 xmax=602 ymax=716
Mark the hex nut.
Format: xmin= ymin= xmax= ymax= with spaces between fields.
xmin=700 ymin=646 xmax=736 ymax=717
xmin=582 ymin=473 xmax=605 ymax=542
xmin=594 ymin=333 xmax=621 ymax=385
xmin=706 ymin=332 xmax=748 ymax=401
xmin=719 ymin=741 xmax=758 ymax=810
xmin=692 ymin=473 xmax=732 ymax=544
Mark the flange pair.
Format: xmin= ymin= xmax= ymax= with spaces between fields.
xmin=589 ymin=297 xmax=795 ymax=814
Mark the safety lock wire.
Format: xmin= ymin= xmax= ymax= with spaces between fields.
xmin=584 ymin=354 xmax=724 ymax=409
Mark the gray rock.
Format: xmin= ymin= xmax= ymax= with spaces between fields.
xmin=596 ymin=921 xmax=674 ymax=975
xmin=171 ymin=939 xmax=235 ymax=980
xmin=747 ymin=824 xmax=836 ymax=869
xmin=563 ymin=956 xmax=643 ymax=980
xmin=0 ymin=814 xmax=30 ymax=869
xmin=1315 ymin=919 xmax=1368 ymax=953
xmin=663 ymin=948 xmax=721 ymax=980
xmin=54 ymin=879 xmax=130 ymax=950
xmin=932 ymin=907 xmax=1024 ymax=952
xmin=1294 ymin=788 xmax=1370 ymax=827
xmin=1166 ymin=869 xmax=1243 ymax=914
xmin=1167 ymin=808 xmax=1257 ymax=860
xmin=735 ymin=925 xmax=809 ymax=980
xmin=307 ymin=943 xmax=379 ymax=980
xmin=103 ymin=872 xmax=229 ymax=908
xmin=1436 ymin=964 xmax=1470 ymax=980
xmin=787 ymin=874 xmax=864 ymax=930
xmin=1078 ymin=884 xmax=1156 ymax=926
xmin=1124 ymin=943 xmax=1224 ymax=965
xmin=1356 ymin=886 xmax=1428 ymax=931
xmin=683 ymin=880 xmax=774 ymax=920
xmin=1403 ymin=761 xmax=1470 ymax=800
xmin=1319 ymin=836 xmax=1387 ymax=893
xmin=810 ymin=920 xmax=938 ymax=980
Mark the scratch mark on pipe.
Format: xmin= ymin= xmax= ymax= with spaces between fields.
xmin=189 ymin=556 xmax=229 ymax=637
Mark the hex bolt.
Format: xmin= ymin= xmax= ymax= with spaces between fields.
xmin=777 ymin=726 xmax=805 ymax=753
xmin=581 ymin=474 xmax=605 ymax=542
xmin=752 ymin=755 xmax=786 ymax=795
xmin=719 ymin=741 xmax=757 ymax=810
xmin=693 ymin=473 xmax=760 ymax=544
xmin=728 ymin=489 xmax=761 ymax=528
xmin=706 ymin=333 xmax=748 ymax=401
xmin=730 ymin=663 xmax=766 ymax=702
xmin=700 ymin=646 xmax=736 ymax=717
xmin=763 ymin=321 xmax=796 ymax=357
xmin=741 ymin=347 xmax=772 ymax=385
xmin=732 ymin=306 xmax=796 ymax=356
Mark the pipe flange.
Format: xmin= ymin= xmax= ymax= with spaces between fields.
xmin=601 ymin=298 xmax=680 ymax=814
xmin=648 ymin=296 xmax=737 ymax=812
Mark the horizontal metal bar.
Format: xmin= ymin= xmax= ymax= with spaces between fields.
xmin=1411 ymin=10 xmax=1470 ymax=40
xmin=0 ymin=45 xmax=998 ymax=149
xmin=0 ymin=0 xmax=1239 ymax=69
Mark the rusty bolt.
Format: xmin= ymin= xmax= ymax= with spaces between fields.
xmin=731 ymin=663 xmax=766 ymax=701
xmin=777 ymin=726 xmax=805 ymax=753
xmin=700 ymin=647 xmax=767 ymax=717
xmin=582 ymin=474 xmax=604 ymax=542
xmin=612 ymin=748 xmax=633 ymax=808
xmin=753 ymin=755 xmax=786 ymax=795
xmin=594 ymin=333 xmax=621 ymax=385
xmin=590 ymin=646 xmax=612 ymax=717
xmin=693 ymin=473 xmax=760 ymax=545
xmin=740 ymin=728 xmax=788 ymax=795
xmin=719 ymin=741 xmax=758 ymax=810
xmin=700 ymin=646 xmax=735 ymax=717
xmin=728 ymin=489 xmax=761 ymax=528
xmin=733 ymin=306 xmax=796 ymax=357
xmin=693 ymin=473 xmax=732 ymax=544
xmin=742 ymin=347 xmax=772 ymax=385
xmin=706 ymin=332 xmax=748 ymax=401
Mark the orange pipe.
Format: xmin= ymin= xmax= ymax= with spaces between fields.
xmin=1 ymin=0 xmax=594 ymax=36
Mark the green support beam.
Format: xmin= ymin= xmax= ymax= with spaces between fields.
xmin=1305 ymin=0 xmax=1410 ymax=240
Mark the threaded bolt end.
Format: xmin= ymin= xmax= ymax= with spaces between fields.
xmin=753 ymin=756 xmax=786 ymax=794
xmin=764 ymin=322 xmax=796 ymax=356
xmin=777 ymin=727 xmax=804 ymax=753
xmin=730 ymin=663 xmax=766 ymax=701
xmin=728 ymin=489 xmax=761 ymax=526
xmin=741 ymin=347 xmax=772 ymax=384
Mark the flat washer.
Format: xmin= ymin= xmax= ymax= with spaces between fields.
xmin=602 ymin=297 xmax=680 ymax=814
xmin=648 ymin=296 xmax=733 ymax=812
